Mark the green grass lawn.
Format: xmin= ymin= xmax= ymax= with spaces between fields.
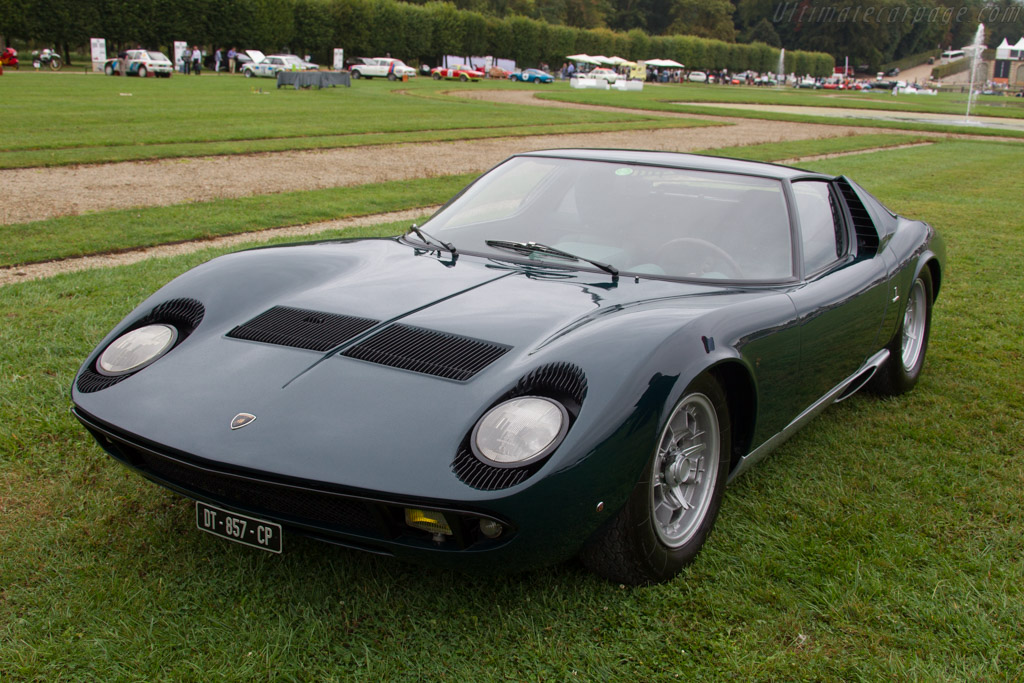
xmin=540 ymin=84 xmax=1024 ymax=138
xmin=0 ymin=72 xmax=712 ymax=168
xmin=1 ymin=140 xmax=1021 ymax=679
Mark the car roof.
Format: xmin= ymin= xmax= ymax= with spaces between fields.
xmin=516 ymin=149 xmax=830 ymax=181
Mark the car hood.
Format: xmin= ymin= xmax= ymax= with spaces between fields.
xmin=74 ymin=238 xmax=767 ymax=500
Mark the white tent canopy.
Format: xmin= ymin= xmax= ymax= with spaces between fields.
xmin=644 ymin=58 xmax=685 ymax=68
xmin=566 ymin=53 xmax=602 ymax=64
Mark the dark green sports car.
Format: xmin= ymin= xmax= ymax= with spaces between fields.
xmin=72 ymin=150 xmax=944 ymax=584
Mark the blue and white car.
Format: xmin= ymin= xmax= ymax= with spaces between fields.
xmin=510 ymin=68 xmax=553 ymax=83
xmin=242 ymin=51 xmax=317 ymax=78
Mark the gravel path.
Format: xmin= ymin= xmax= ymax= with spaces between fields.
xmin=0 ymin=89 xmax=894 ymax=226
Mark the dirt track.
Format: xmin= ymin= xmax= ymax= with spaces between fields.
xmin=0 ymin=89 xmax=899 ymax=226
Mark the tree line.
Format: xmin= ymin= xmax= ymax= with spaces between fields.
xmin=0 ymin=0 xmax=834 ymax=75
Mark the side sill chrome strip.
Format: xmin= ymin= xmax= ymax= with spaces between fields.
xmin=727 ymin=348 xmax=890 ymax=483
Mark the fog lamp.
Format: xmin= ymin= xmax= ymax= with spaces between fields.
xmin=478 ymin=518 xmax=504 ymax=539
xmin=404 ymin=508 xmax=452 ymax=536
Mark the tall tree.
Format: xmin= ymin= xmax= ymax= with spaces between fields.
xmin=666 ymin=0 xmax=735 ymax=41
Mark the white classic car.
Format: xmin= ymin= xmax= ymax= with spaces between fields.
xmin=348 ymin=57 xmax=417 ymax=80
xmin=242 ymin=51 xmax=318 ymax=78
xmin=104 ymin=50 xmax=174 ymax=78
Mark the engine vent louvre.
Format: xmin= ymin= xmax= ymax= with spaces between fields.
xmin=76 ymin=298 xmax=206 ymax=394
xmin=227 ymin=306 xmax=379 ymax=352
xmin=837 ymin=178 xmax=879 ymax=257
xmin=452 ymin=362 xmax=588 ymax=490
xmin=342 ymin=325 xmax=511 ymax=381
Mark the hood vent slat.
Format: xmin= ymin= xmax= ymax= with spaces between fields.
xmin=342 ymin=324 xmax=510 ymax=381
xmin=227 ymin=306 xmax=379 ymax=352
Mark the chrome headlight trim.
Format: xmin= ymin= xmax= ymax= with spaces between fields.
xmin=470 ymin=396 xmax=569 ymax=468
xmin=96 ymin=324 xmax=178 ymax=376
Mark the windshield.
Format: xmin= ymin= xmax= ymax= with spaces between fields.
xmin=421 ymin=156 xmax=794 ymax=281
xmin=148 ymin=52 xmax=169 ymax=62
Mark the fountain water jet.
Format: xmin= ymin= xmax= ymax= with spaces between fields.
xmin=965 ymin=24 xmax=985 ymax=124
xmin=776 ymin=48 xmax=785 ymax=87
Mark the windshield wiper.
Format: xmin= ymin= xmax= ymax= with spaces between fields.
xmin=407 ymin=224 xmax=458 ymax=256
xmin=485 ymin=240 xmax=618 ymax=281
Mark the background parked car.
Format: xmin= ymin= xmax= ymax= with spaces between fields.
xmin=588 ymin=67 xmax=620 ymax=82
xmin=104 ymin=50 xmax=174 ymax=78
xmin=509 ymin=68 xmax=553 ymax=83
xmin=431 ymin=65 xmax=483 ymax=81
xmin=687 ymin=71 xmax=709 ymax=83
xmin=349 ymin=57 xmax=417 ymax=80
xmin=243 ymin=52 xmax=318 ymax=78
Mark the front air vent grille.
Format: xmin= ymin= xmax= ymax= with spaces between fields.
xmin=452 ymin=446 xmax=541 ymax=491
xmin=227 ymin=306 xmax=379 ymax=352
xmin=837 ymin=178 xmax=879 ymax=256
xmin=76 ymin=370 xmax=129 ymax=393
xmin=342 ymin=324 xmax=511 ymax=381
xmin=142 ymin=298 xmax=205 ymax=332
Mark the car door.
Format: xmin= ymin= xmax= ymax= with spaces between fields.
xmin=785 ymin=179 xmax=892 ymax=409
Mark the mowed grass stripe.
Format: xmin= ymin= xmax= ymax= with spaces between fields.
xmin=0 ymin=140 xmax=1021 ymax=679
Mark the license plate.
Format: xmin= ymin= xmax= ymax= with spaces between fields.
xmin=196 ymin=501 xmax=282 ymax=554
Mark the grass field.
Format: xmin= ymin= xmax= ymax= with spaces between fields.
xmin=541 ymin=84 xmax=1024 ymax=138
xmin=0 ymin=72 xmax=713 ymax=168
xmin=1 ymin=137 xmax=1022 ymax=678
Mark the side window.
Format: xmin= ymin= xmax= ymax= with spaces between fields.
xmin=793 ymin=180 xmax=843 ymax=274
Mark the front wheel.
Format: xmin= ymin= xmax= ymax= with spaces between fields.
xmin=432 ymin=72 xmax=441 ymax=80
xmin=459 ymin=73 xmax=468 ymax=82
xmin=137 ymin=65 xmax=147 ymax=78
xmin=580 ymin=375 xmax=731 ymax=585
xmin=869 ymin=267 xmax=934 ymax=396
xmin=49 ymin=56 xmax=62 ymax=70
xmin=104 ymin=63 xmax=114 ymax=76
xmin=351 ymin=69 xmax=361 ymax=79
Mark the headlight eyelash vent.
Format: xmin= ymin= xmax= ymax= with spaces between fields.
xmin=76 ymin=298 xmax=205 ymax=393
xmin=452 ymin=362 xmax=588 ymax=490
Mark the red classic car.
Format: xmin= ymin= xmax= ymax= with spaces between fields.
xmin=431 ymin=65 xmax=483 ymax=81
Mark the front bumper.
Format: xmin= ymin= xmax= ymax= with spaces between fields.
xmin=73 ymin=407 xmax=585 ymax=571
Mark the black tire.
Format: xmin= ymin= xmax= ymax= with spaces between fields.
xmin=580 ymin=374 xmax=731 ymax=585
xmin=104 ymin=63 xmax=114 ymax=76
xmin=49 ymin=56 xmax=62 ymax=70
xmin=459 ymin=73 xmax=468 ymax=82
xmin=351 ymin=69 xmax=361 ymax=79
xmin=243 ymin=69 xmax=253 ymax=78
xmin=432 ymin=72 xmax=441 ymax=80
xmin=137 ymin=66 xmax=147 ymax=78
xmin=869 ymin=266 xmax=934 ymax=396
xmin=388 ymin=73 xmax=396 ymax=81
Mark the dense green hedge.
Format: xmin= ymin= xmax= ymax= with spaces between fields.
xmin=1 ymin=0 xmax=834 ymax=75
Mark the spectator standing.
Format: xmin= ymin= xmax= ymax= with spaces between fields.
xmin=214 ymin=48 xmax=222 ymax=73
xmin=227 ymin=47 xmax=237 ymax=73
xmin=191 ymin=46 xmax=201 ymax=75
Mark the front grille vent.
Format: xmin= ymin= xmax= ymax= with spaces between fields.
xmin=342 ymin=324 xmax=511 ymax=381
xmin=452 ymin=446 xmax=540 ymax=491
xmin=837 ymin=178 xmax=880 ymax=256
xmin=227 ymin=306 xmax=379 ymax=352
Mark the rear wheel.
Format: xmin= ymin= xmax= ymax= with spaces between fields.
xmin=869 ymin=267 xmax=933 ymax=396
xmin=104 ymin=63 xmax=114 ymax=76
xmin=388 ymin=73 xmax=396 ymax=81
xmin=459 ymin=73 xmax=468 ymax=82
xmin=432 ymin=72 xmax=441 ymax=80
xmin=137 ymin=65 xmax=147 ymax=78
xmin=580 ymin=375 xmax=731 ymax=584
